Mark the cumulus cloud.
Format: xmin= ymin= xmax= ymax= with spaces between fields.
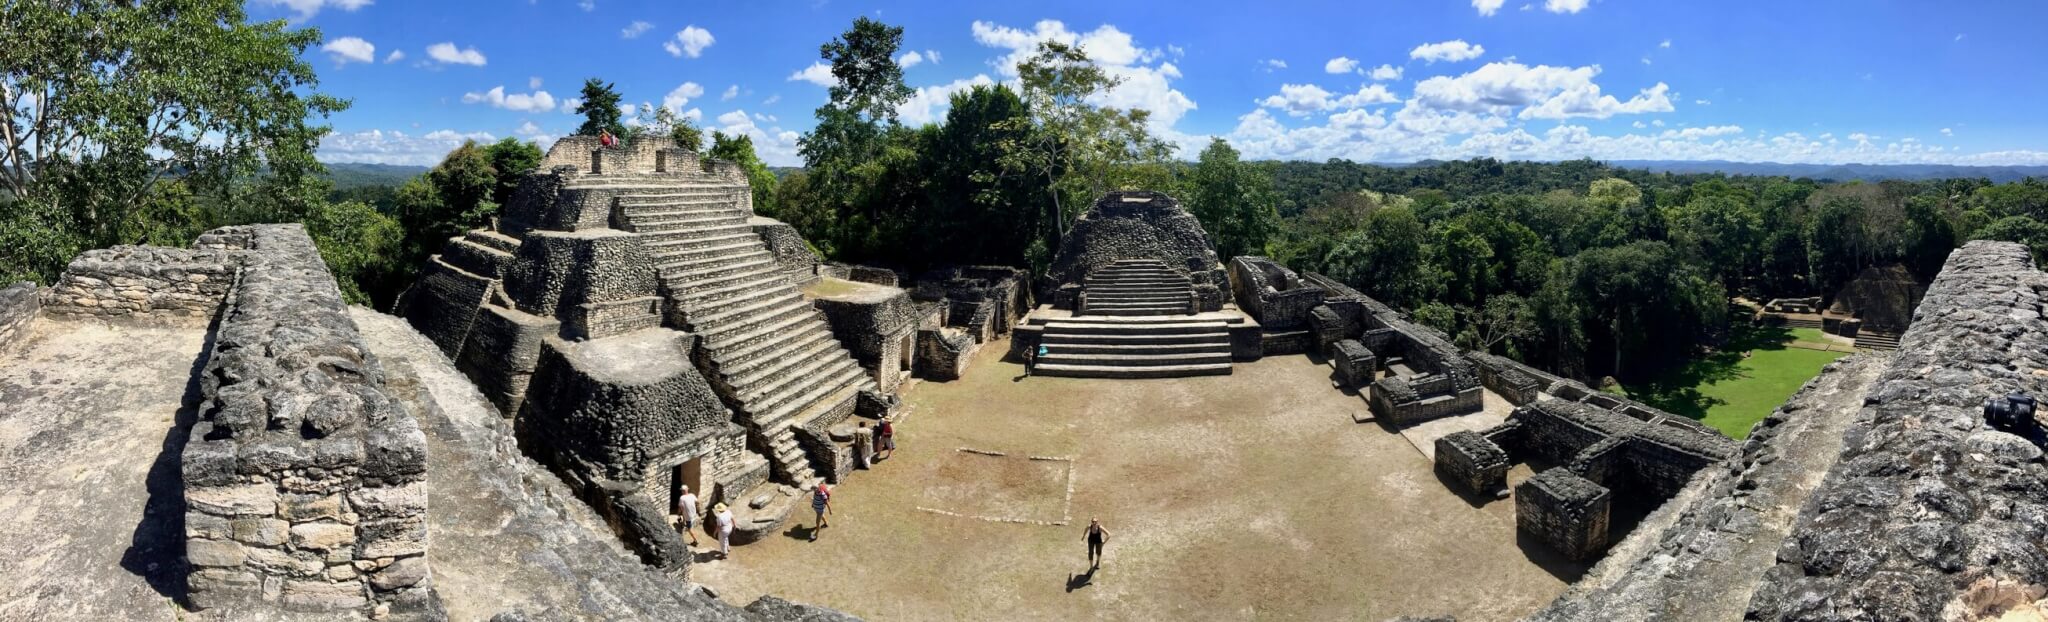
xmin=1544 ymin=0 xmax=1589 ymax=14
xmin=1410 ymin=40 xmax=1485 ymax=64
xmin=1325 ymin=57 xmax=1360 ymax=74
xmin=925 ymin=50 xmax=943 ymax=64
xmin=1410 ymin=61 xmax=1671 ymax=120
xmin=383 ymin=50 xmax=405 ymax=64
xmin=1258 ymin=83 xmax=1397 ymax=116
xmin=621 ymin=21 xmax=653 ymax=39
xmin=664 ymin=25 xmax=714 ymax=58
xmin=1262 ymin=59 xmax=1288 ymax=72
xmin=462 ymin=86 xmax=556 ymax=113
xmin=706 ymin=109 xmax=803 ymax=166
xmin=1368 ymin=64 xmax=1403 ymax=81
xmin=1941 ymin=127 xmax=1954 ymax=137
xmin=258 ymin=0 xmax=371 ymax=21
xmin=319 ymin=128 xmax=495 ymax=166
xmin=1473 ymin=0 xmax=1506 ymax=16
xmin=898 ymin=75 xmax=996 ymax=125
xmin=1694 ymin=99 xmax=1710 ymax=105
xmin=722 ymin=85 xmax=740 ymax=101
xmin=529 ymin=76 xmax=543 ymax=90
xmin=762 ymin=94 xmax=781 ymax=106
xmin=898 ymin=50 xmax=925 ymax=68
xmin=559 ymin=98 xmax=582 ymax=114
xmin=662 ymin=82 xmax=705 ymax=112
xmin=321 ymin=36 xmax=375 ymax=65
xmin=1660 ymin=39 xmax=1673 ymax=49
xmin=788 ymin=62 xmax=836 ymax=87
xmin=427 ymin=42 xmax=487 ymax=66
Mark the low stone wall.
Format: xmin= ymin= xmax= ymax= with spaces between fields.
xmin=0 ymin=281 xmax=36 ymax=350
xmin=41 ymin=245 xmax=237 ymax=320
xmin=1517 ymin=469 xmax=1612 ymax=562
xmin=1748 ymin=241 xmax=2048 ymax=621
xmin=1332 ymin=339 xmax=1376 ymax=388
xmin=753 ymin=217 xmax=822 ymax=286
xmin=915 ymin=325 xmax=977 ymax=381
xmin=1228 ymin=256 xmax=1325 ymax=331
xmin=179 ymin=225 xmax=439 ymax=617
xmin=1435 ymin=430 xmax=1509 ymax=498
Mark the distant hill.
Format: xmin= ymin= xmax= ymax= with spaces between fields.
xmin=325 ymin=162 xmax=428 ymax=189
xmin=1603 ymin=160 xmax=2048 ymax=183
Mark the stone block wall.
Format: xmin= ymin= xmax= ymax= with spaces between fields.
xmin=179 ymin=225 xmax=438 ymax=617
xmin=42 ymin=245 xmax=237 ymax=320
xmin=812 ymin=287 xmax=921 ymax=393
xmin=752 ymin=217 xmax=821 ymax=286
xmin=1435 ymin=431 xmax=1510 ymax=498
xmin=1044 ymin=191 xmax=1229 ymax=311
xmin=1228 ymin=256 xmax=1325 ymax=330
xmin=1332 ymin=339 xmax=1377 ymax=388
xmin=0 ymin=281 xmax=36 ymax=350
xmin=915 ymin=324 xmax=977 ymax=381
xmin=1517 ymin=469 xmax=1612 ymax=562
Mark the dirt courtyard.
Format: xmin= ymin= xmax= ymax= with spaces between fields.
xmin=692 ymin=341 xmax=1582 ymax=621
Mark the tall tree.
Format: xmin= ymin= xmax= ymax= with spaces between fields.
xmin=0 ymin=0 xmax=345 ymax=282
xmin=483 ymin=138 xmax=542 ymax=207
xmin=795 ymin=17 xmax=916 ymax=259
xmin=573 ymin=79 xmax=626 ymax=138
xmin=999 ymin=41 xmax=1124 ymax=245
xmin=708 ymin=131 xmax=779 ymax=217
xmin=1186 ymin=138 xmax=1278 ymax=260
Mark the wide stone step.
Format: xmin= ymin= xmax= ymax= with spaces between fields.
xmin=1040 ymin=351 xmax=1233 ymax=367
xmin=662 ymin=255 xmax=778 ymax=282
xmin=1043 ymin=332 xmax=1227 ymax=346
xmin=1044 ymin=321 xmax=1228 ymax=335
xmin=652 ymin=239 xmax=760 ymax=263
xmin=1033 ymin=362 xmax=1233 ymax=379
xmin=686 ymin=289 xmax=803 ymax=330
xmin=740 ymin=352 xmax=858 ymax=406
xmin=699 ymin=297 xmax=815 ymax=342
xmin=463 ymin=229 xmax=522 ymax=253
xmin=630 ymin=215 xmax=751 ymax=234
xmin=1042 ymin=342 xmax=1231 ymax=356
xmin=1084 ymin=306 xmax=1193 ymax=317
xmin=628 ymin=207 xmax=746 ymax=223
xmin=703 ymin=305 xmax=823 ymax=352
xmin=620 ymin=197 xmax=737 ymax=209
xmin=727 ymin=330 xmax=843 ymax=389
xmin=1086 ymin=298 xmax=1189 ymax=307
xmin=1087 ymin=279 xmax=1191 ymax=288
xmin=645 ymin=232 xmax=763 ymax=254
xmin=712 ymin=318 xmax=832 ymax=369
xmin=750 ymin=365 xmax=866 ymax=429
xmin=677 ymin=273 xmax=791 ymax=306
xmin=661 ymin=249 xmax=772 ymax=274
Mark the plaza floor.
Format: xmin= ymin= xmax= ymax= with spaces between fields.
xmin=690 ymin=340 xmax=1582 ymax=621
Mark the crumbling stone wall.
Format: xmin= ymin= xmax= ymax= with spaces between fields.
xmin=0 ymin=282 xmax=36 ymax=350
xmin=41 ymin=245 xmax=236 ymax=320
xmin=1747 ymin=241 xmax=2048 ymax=621
xmin=1229 ymin=256 xmax=1325 ymax=330
xmin=813 ymin=286 xmax=921 ymax=393
xmin=1045 ymin=191 xmax=1229 ymax=311
xmin=753 ymin=216 xmax=822 ymax=286
xmin=179 ymin=225 xmax=439 ymax=617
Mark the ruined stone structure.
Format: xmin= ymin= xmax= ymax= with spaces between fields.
xmin=1300 ymin=274 xmax=1485 ymax=425
xmin=41 ymin=245 xmax=238 ymax=319
xmin=1016 ymin=191 xmax=1262 ymax=379
xmin=0 ymin=281 xmax=36 ymax=351
xmin=909 ymin=265 xmax=1031 ymax=381
xmin=397 ymin=136 xmax=910 ymax=563
xmin=1228 ymin=256 xmax=1325 ymax=355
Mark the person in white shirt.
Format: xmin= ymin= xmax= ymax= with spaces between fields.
xmin=673 ymin=485 xmax=700 ymax=547
xmin=714 ymin=502 xmax=735 ymax=559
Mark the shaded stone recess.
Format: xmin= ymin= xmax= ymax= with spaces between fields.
xmin=178 ymin=225 xmax=440 ymax=618
xmin=41 ymin=244 xmax=237 ymax=320
xmin=1746 ymin=241 xmax=2048 ymax=621
xmin=1298 ymin=273 xmax=1484 ymax=424
xmin=0 ymin=281 xmax=36 ymax=350
xmin=1518 ymin=469 xmax=1613 ymax=562
xmin=1044 ymin=191 xmax=1229 ymax=311
xmin=910 ymin=265 xmax=1032 ymax=344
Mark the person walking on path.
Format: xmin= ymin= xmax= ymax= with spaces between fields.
xmin=713 ymin=502 xmax=735 ymax=559
xmin=1084 ymin=518 xmax=1110 ymax=569
xmin=1027 ymin=343 xmax=1049 ymax=376
xmin=876 ymin=418 xmax=897 ymax=461
xmin=808 ymin=483 xmax=833 ymax=541
xmin=853 ymin=423 xmax=874 ymax=469
xmin=674 ymin=485 xmax=700 ymax=547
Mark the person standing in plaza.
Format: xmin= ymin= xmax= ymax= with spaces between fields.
xmin=713 ymin=502 xmax=735 ymax=559
xmin=1084 ymin=518 xmax=1110 ymax=569
xmin=853 ymin=423 xmax=874 ymax=469
xmin=674 ymin=485 xmax=701 ymax=547
xmin=809 ymin=482 xmax=833 ymax=541
xmin=876 ymin=417 xmax=897 ymax=461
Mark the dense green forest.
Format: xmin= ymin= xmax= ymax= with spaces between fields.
xmin=7 ymin=5 xmax=2048 ymax=389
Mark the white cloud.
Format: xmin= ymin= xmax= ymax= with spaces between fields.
xmin=762 ymin=94 xmax=782 ymax=106
xmin=665 ymin=25 xmax=714 ymax=58
xmin=462 ymin=86 xmax=556 ymax=113
xmin=1954 ymin=33 xmax=1966 ymax=42
xmin=559 ymin=98 xmax=582 ymax=114
xmin=321 ymin=37 xmax=375 ymax=65
xmin=926 ymin=50 xmax=943 ymax=64
xmin=1410 ymin=40 xmax=1485 ymax=64
xmin=1941 ymin=127 xmax=1954 ymax=137
xmin=721 ymin=85 xmax=740 ymax=101
xmin=258 ymin=0 xmax=371 ymax=21
xmin=1325 ymin=57 xmax=1360 ymax=74
xmin=1659 ymin=125 xmax=1743 ymax=140
xmin=1632 ymin=121 xmax=1646 ymax=129
xmin=898 ymin=75 xmax=996 ymax=125
xmin=1544 ymin=0 xmax=1589 ymax=14
xmin=1410 ymin=61 xmax=1671 ymax=120
xmin=622 ymin=21 xmax=653 ymax=39
xmin=1368 ymin=64 xmax=1403 ymax=81
xmin=1693 ymin=99 xmax=1710 ymax=105
xmin=1641 ymin=57 xmax=1653 ymax=66
xmin=898 ymin=50 xmax=925 ymax=68
xmin=1473 ymin=0 xmax=1506 ymax=15
xmin=516 ymin=121 xmax=542 ymax=136
xmin=662 ymin=82 xmax=705 ymax=112
xmin=529 ymin=76 xmax=543 ymax=90
xmin=705 ymin=109 xmax=803 ymax=166
xmin=383 ymin=50 xmax=404 ymax=64
xmin=427 ymin=42 xmax=487 ymax=66
xmin=1257 ymin=83 xmax=1397 ymax=117
xmin=578 ymin=0 xmax=594 ymax=11
xmin=788 ymin=62 xmax=836 ymax=87
xmin=1262 ymin=59 xmax=1288 ymax=72
xmin=1660 ymin=39 xmax=1672 ymax=49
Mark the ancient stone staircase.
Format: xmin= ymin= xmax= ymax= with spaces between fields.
xmin=1854 ymin=330 xmax=1901 ymax=350
xmin=1034 ymin=315 xmax=1235 ymax=378
xmin=574 ymin=173 xmax=873 ymax=486
xmin=1080 ymin=259 xmax=1195 ymax=316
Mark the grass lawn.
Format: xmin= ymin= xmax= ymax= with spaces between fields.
xmin=1626 ymin=324 xmax=1849 ymax=439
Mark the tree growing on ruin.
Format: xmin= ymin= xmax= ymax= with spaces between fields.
xmin=484 ymin=138 xmax=543 ymax=207
xmin=999 ymin=40 xmax=1173 ymax=247
xmin=634 ymin=104 xmax=704 ymax=152
xmin=574 ymin=79 xmax=628 ymax=138
xmin=0 ymin=0 xmax=346 ymax=283
xmin=796 ymin=17 xmax=916 ymax=258
xmin=708 ymin=131 xmax=778 ymax=216
xmin=1186 ymin=138 xmax=1279 ymax=261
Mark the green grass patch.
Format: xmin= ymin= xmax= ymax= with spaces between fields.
xmin=1626 ymin=324 xmax=1848 ymax=439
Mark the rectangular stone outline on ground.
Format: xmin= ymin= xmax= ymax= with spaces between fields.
xmin=916 ymin=450 xmax=1076 ymax=526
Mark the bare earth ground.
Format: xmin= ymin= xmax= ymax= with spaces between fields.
xmin=0 ymin=318 xmax=210 ymax=621
xmin=693 ymin=341 xmax=1581 ymax=621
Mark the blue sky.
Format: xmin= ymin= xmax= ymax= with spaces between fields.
xmin=274 ymin=0 xmax=2048 ymax=167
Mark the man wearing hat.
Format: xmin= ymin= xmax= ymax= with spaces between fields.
xmin=713 ymin=502 xmax=735 ymax=559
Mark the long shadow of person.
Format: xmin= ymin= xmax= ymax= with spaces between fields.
xmin=784 ymin=524 xmax=817 ymax=542
xmin=1065 ymin=567 xmax=1096 ymax=592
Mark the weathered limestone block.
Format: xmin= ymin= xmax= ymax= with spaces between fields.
xmin=456 ymin=304 xmax=558 ymax=416
xmin=502 ymin=228 xmax=658 ymax=320
xmin=1517 ymin=469 xmax=1611 ymax=561
xmin=1332 ymin=339 xmax=1377 ymax=388
xmin=1435 ymin=431 xmax=1510 ymax=498
xmin=396 ymin=255 xmax=495 ymax=357
xmin=808 ymin=277 xmax=920 ymax=391
xmin=41 ymin=245 xmax=236 ymax=320
xmin=0 ymin=282 xmax=37 ymax=350
xmin=519 ymin=330 xmax=729 ymax=481
xmin=1044 ymin=191 xmax=1229 ymax=311
xmin=915 ymin=325 xmax=976 ymax=381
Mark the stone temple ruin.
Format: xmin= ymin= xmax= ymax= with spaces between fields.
xmin=3 ymin=162 xmax=2046 ymax=620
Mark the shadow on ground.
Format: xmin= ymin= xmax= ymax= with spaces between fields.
xmin=1626 ymin=323 xmax=1797 ymax=421
xmin=118 ymin=324 xmax=215 ymax=607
